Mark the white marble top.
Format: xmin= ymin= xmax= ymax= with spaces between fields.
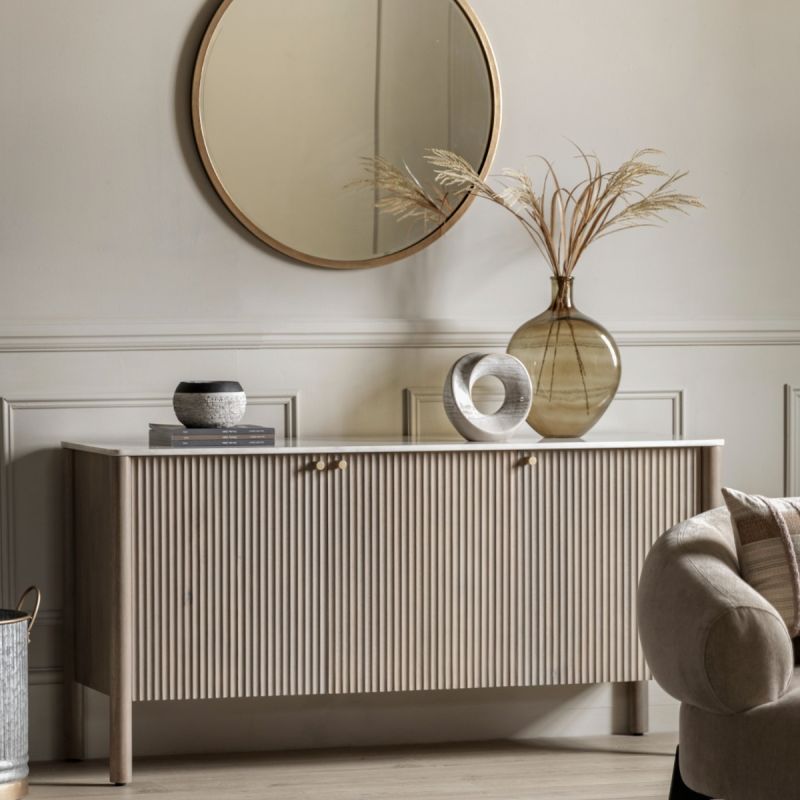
xmin=62 ymin=434 xmax=724 ymax=457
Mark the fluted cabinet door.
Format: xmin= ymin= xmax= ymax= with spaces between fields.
xmin=515 ymin=448 xmax=701 ymax=687
xmin=129 ymin=448 xmax=700 ymax=701
xmin=344 ymin=450 xmax=520 ymax=694
xmin=131 ymin=454 xmax=342 ymax=701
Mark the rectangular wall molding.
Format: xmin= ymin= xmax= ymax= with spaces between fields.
xmin=0 ymin=392 xmax=299 ymax=626
xmin=785 ymin=385 xmax=800 ymax=495
xmin=1 ymin=319 xmax=800 ymax=353
xmin=0 ymin=399 xmax=13 ymax=608
xmin=0 ymin=394 xmax=299 ymax=437
xmin=403 ymin=387 xmax=685 ymax=441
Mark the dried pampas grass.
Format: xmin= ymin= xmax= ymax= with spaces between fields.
xmin=356 ymin=145 xmax=702 ymax=275
xmin=348 ymin=156 xmax=454 ymax=225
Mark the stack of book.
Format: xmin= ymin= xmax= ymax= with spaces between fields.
xmin=149 ymin=423 xmax=275 ymax=448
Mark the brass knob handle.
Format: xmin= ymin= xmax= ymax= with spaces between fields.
xmin=524 ymin=455 xmax=537 ymax=467
xmin=313 ymin=459 xmax=326 ymax=471
xmin=336 ymin=459 xmax=348 ymax=471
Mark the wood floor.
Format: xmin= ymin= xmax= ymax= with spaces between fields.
xmin=28 ymin=733 xmax=677 ymax=800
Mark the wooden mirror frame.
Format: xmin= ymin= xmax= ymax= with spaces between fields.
xmin=191 ymin=0 xmax=501 ymax=270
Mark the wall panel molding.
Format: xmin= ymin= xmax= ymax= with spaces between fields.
xmin=785 ymin=385 xmax=800 ymax=495
xmin=0 ymin=400 xmax=14 ymax=607
xmin=30 ymin=669 xmax=63 ymax=687
xmin=2 ymin=319 xmax=800 ymax=353
xmin=404 ymin=387 xmax=684 ymax=440
xmin=0 ymin=392 xmax=299 ymax=611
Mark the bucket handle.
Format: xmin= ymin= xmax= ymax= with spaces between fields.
xmin=16 ymin=585 xmax=41 ymax=635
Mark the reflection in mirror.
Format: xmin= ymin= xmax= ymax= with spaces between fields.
xmin=194 ymin=0 xmax=499 ymax=268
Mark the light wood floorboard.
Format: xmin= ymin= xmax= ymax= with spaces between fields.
xmin=29 ymin=733 xmax=677 ymax=800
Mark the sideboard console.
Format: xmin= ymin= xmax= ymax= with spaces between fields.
xmin=62 ymin=436 xmax=723 ymax=784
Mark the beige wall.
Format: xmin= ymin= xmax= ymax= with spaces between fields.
xmin=1 ymin=0 xmax=800 ymax=760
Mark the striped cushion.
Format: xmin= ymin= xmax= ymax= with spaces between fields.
xmin=723 ymin=487 xmax=800 ymax=636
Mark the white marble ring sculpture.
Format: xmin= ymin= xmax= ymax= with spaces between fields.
xmin=443 ymin=352 xmax=533 ymax=442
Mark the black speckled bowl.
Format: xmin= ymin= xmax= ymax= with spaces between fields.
xmin=172 ymin=381 xmax=246 ymax=428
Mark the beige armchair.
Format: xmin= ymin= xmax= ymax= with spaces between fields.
xmin=638 ymin=507 xmax=797 ymax=800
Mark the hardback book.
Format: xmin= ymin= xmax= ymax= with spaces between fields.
xmin=149 ymin=423 xmax=274 ymax=436
xmin=149 ymin=423 xmax=275 ymax=448
xmin=149 ymin=437 xmax=276 ymax=448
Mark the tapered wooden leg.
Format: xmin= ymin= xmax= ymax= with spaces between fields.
xmin=109 ymin=688 xmax=132 ymax=785
xmin=669 ymin=747 xmax=711 ymax=800
xmin=65 ymin=683 xmax=85 ymax=761
xmin=625 ymin=680 xmax=649 ymax=735
xmin=110 ymin=457 xmax=133 ymax=785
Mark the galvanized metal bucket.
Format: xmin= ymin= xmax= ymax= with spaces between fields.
xmin=0 ymin=587 xmax=40 ymax=800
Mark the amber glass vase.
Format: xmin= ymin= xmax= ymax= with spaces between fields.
xmin=507 ymin=276 xmax=621 ymax=438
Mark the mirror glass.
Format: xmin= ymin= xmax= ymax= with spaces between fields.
xmin=194 ymin=0 xmax=499 ymax=268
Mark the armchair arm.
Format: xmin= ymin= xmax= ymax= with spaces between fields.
xmin=638 ymin=507 xmax=794 ymax=714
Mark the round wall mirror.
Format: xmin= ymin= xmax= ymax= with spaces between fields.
xmin=192 ymin=0 xmax=500 ymax=269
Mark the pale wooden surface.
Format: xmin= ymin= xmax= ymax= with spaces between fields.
xmin=62 ymin=448 xmax=85 ymax=761
xmin=28 ymin=734 xmax=678 ymax=799
xmin=62 ymin=436 xmax=725 ymax=457
xmin=701 ymin=445 xmax=724 ymax=510
xmin=67 ymin=443 xmax=711 ymax=783
xmin=73 ymin=451 xmax=116 ymax=696
xmin=124 ymin=449 xmax=700 ymax=701
xmin=109 ymin=457 xmax=132 ymax=785
xmin=627 ymin=680 xmax=649 ymax=735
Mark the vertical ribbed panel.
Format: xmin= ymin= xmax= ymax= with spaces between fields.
xmin=130 ymin=447 xmax=700 ymax=701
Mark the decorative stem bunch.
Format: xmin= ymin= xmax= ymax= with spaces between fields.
xmin=358 ymin=146 xmax=702 ymax=276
